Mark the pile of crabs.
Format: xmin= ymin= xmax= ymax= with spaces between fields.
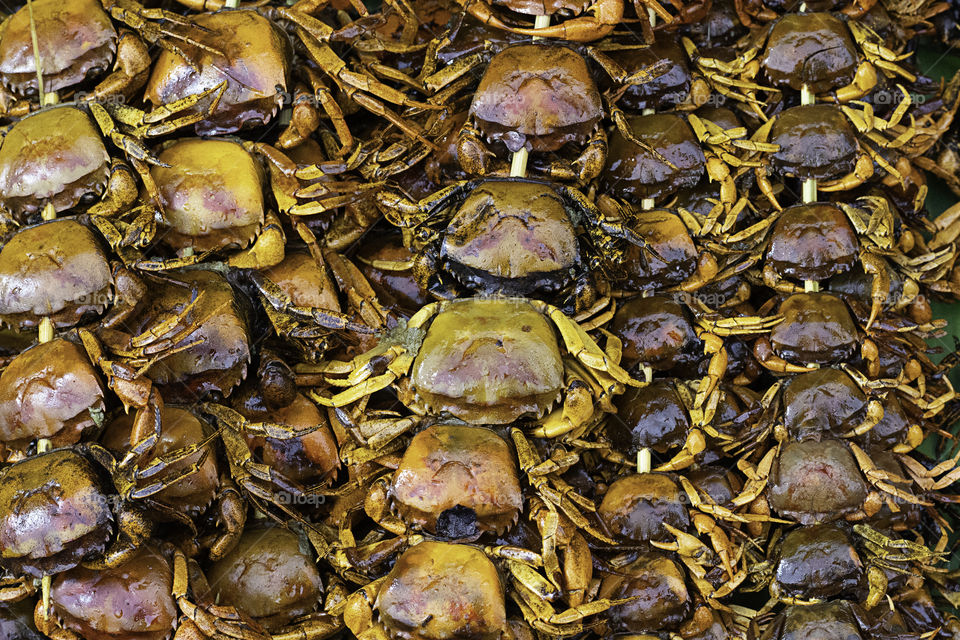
xmin=3 ymin=0 xmax=960 ymax=637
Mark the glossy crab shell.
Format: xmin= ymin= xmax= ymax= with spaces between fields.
xmin=409 ymin=298 xmax=564 ymax=424
xmin=773 ymin=523 xmax=863 ymax=600
xmin=0 ymin=220 xmax=112 ymax=329
xmin=0 ymin=450 xmax=113 ymax=577
xmin=470 ymin=44 xmax=602 ymax=153
xmin=151 ymin=138 xmax=266 ymax=252
xmin=0 ymin=338 xmax=105 ymax=452
xmin=207 ymin=524 xmax=323 ymax=631
xmin=51 ymin=545 xmax=178 ymax=640
xmin=391 ymin=424 xmax=523 ymax=535
xmin=375 ymin=541 xmax=508 ymax=640
xmin=0 ymin=108 xmax=110 ymax=218
xmin=766 ymin=203 xmax=858 ymax=281
xmin=601 ymin=114 xmax=706 ymax=201
xmin=598 ymin=473 xmax=691 ymax=544
xmin=604 ymin=552 xmax=692 ymax=634
xmin=768 ymin=439 xmax=868 ymax=524
xmin=610 ymin=379 xmax=691 ymax=454
xmin=145 ymin=10 xmax=291 ymax=136
xmin=440 ymin=180 xmax=580 ymax=293
xmin=0 ymin=0 xmax=116 ymax=96
xmin=769 ymin=105 xmax=858 ymax=181
xmin=761 ymin=12 xmax=858 ymax=93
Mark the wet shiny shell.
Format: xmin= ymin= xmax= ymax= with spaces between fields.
xmin=770 ymin=293 xmax=858 ymax=365
xmin=410 ymin=298 xmax=564 ymax=424
xmin=0 ymin=220 xmax=112 ymax=328
xmin=611 ymin=295 xmax=701 ymax=373
xmin=598 ymin=473 xmax=691 ymax=544
xmin=0 ymin=450 xmax=112 ymax=577
xmin=0 ymin=338 xmax=105 ymax=451
xmin=610 ymin=379 xmax=690 ymax=454
xmin=772 ymin=601 xmax=865 ymax=640
xmin=768 ymin=440 xmax=868 ymax=524
xmin=770 ymin=105 xmax=858 ymax=181
xmin=613 ymin=209 xmax=698 ymax=290
xmin=52 ymin=545 xmax=178 ymax=640
xmin=782 ymin=368 xmax=868 ymax=441
xmin=145 ymin=10 xmax=291 ymax=136
xmin=605 ymin=35 xmax=691 ymax=111
xmin=761 ymin=13 xmax=858 ymax=93
xmin=251 ymin=394 xmax=340 ymax=485
xmin=774 ymin=524 xmax=863 ymax=600
xmin=0 ymin=107 xmax=110 ymax=218
xmin=470 ymin=44 xmax=602 ymax=153
xmin=605 ymin=552 xmax=691 ymax=633
xmin=766 ymin=203 xmax=858 ymax=281
xmin=357 ymin=234 xmax=431 ymax=315
xmin=262 ymin=253 xmax=340 ymax=311
xmin=151 ymin=139 xmax=265 ymax=252
xmin=441 ymin=180 xmax=580 ymax=293
xmin=601 ymin=114 xmax=706 ymax=201
xmin=392 ymin=425 xmax=523 ymax=534
xmin=101 ymin=406 xmax=218 ymax=518
xmin=131 ymin=270 xmax=250 ymax=402
xmin=376 ymin=541 xmax=508 ymax=640
xmin=0 ymin=0 xmax=116 ymax=95
xmin=208 ymin=524 xmax=322 ymax=630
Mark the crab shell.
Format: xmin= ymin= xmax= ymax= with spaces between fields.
xmin=51 ymin=545 xmax=178 ymax=640
xmin=0 ymin=0 xmax=116 ymax=96
xmin=781 ymin=367 xmax=869 ymax=441
xmin=0 ymin=219 xmax=112 ymax=328
xmin=769 ymin=292 xmax=858 ymax=365
xmin=132 ymin=270 xmax=250 ymax=402
xmin=207 ymin=524 xmax=323 ymax=631
xmin=761 ymin=13 xmax=858 ymax=93
xmin=768 ymin=439 xmax=868 ymax=524
xmin=772 ymin=601 xmax=867 ymax=640
xmin=773 ymin=523 xmax=863 ymax=601
xmin=613 ymin=209 xmax=698 ymax=290
xmin=603 ymin=552 xmax=692 ymax=634
xmin=407 ymin=298 xmax=564 ymax=424
xmin=375 ymin=541 xmax=508 ymax=640
xmin=470 ymin=44 xmax=602 ymax=153
xmin=357 ymin=234 xmax=431 ymax=316
xmin=391 ymin=424 xmax=523 ymax=535
xmin=0 ymin=108 xmax=110 ymax=219
xmin=600 ymin=35 xmax=692 ymax=111
xmin=598 ymin=473 xmax=691 ymax=544
xmin=244 ymin=394 xmax=340 ymax=486
xmin=610 ymin=379 xmax=690 ymax=454
xmin=601 ymin=114 xmax=706 ymax=202
xmin=0 ymin=450 xmax=113 ymax=578
xmin=769 ymin=105 xmax=858 ymax=181
xmin=101 ymin=407 xmax=219 ymax=519
xmin=0 ymin=338 xmax=105 ymax=453
xmin=611 ymin=295 xmax=702 ymax=374
xmin=441 ymin=181 xmax=581 ymax=294
xmin=766 ymin=203 xmax=858 ymax=281
xmin=151 ymin=138 xmax=265 ymax=253
xmin=145 ymin=10 xmax=291 ymax=136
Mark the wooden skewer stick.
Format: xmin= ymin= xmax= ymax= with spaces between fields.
xmin=509 ymin=14 xmax=551 ymax=178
